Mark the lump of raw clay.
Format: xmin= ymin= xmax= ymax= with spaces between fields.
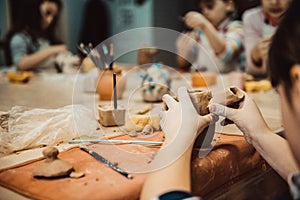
xmin=33 ymin=147 xmax=74 ymax=178
xmin=210 ymin=86 xmax=244 ymax=107
xmin=162 ymin=89 xmax=213 ymax=148
xmin=188 ymin=89 xmax=212 ymax=115
xmin=162 ymin=89 xmax=212 ymax=116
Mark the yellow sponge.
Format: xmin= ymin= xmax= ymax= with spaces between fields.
xmin=244 ymin=80 xmax=272 ymax=93
xmin=7 ymin=71 xmax=33 ymax=83
xmin=125 ymin=115 xmax=160 ymax=132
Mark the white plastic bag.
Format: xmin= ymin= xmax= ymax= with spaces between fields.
xmin=0 ymin=105 xmax=99 ymax=154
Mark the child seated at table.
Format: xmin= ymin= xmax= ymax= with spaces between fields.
xmin=243 ymin=0 xmax=290 ymax=77
xmin=176 ymin=0 xmax=245 ymax=73
xmin=141 ymin=1 xmax=300 ymax=198
xmin=4 ymin=0 xmax=69 ymax=72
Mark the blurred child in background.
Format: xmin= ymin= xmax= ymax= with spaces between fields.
xmin=243 ymin=0 xmax=290 ymax=77
xmin=5 ymin=0 xmax=69 ymax=72
xmin=141 ymin=1 xmax=300 ymax=199
xmin=176 ymin=0 xmax=245 ymax=73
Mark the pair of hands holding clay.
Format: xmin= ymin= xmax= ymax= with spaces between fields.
xmin=160 ymin=87 xmax=270 ymax=149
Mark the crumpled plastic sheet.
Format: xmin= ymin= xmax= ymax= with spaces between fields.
xmin=0 ymin=105 xmax=100 ymax=154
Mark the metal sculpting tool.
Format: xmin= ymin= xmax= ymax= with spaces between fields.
xmin=80 ymin=147 xmax=133 ymax=179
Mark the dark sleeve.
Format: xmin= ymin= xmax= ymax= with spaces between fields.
xmin=156 ymin=190 xmax=202 ymax=200
xmin=289 ymin=173 xmax=300 ymax=200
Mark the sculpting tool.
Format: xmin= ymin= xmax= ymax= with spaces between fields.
xmin=109 ymin=43 xmax=114 ymax=70
xmin=69 ymin=139 xmax=163 ymax=145
xmin=88 ymin=42 xmax=93 ymax=49
xmin=97 ymin=54 xmax=106 ymax=70
xmin=113 ymin=72 xmax=117 ymax=109
xmin=96 ymin=45 xmax=107 ymax=70
xmin=102 ymin=44 xmax=109 ymax=55
xmin=101 ymin=44 xmax=110 ymax=69
xmin=80 ymin=147 xmax=133 ymax=179
xmin=81 ymin=43 xmax=104 ymax=69
xmin=77 ymin=43 xmax=88 ymax=55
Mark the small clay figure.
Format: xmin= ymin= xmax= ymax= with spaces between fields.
xmin=162 ymin=89 xmax=212 ymax=115
xmin=140 ymin=64 xmax=171 ymax=102
xmin=210 ymin=86 xmax=244 ymax=106
xmin=33 ymin=147 xmax=74 ymax=178
xmin=137 ymin=45 xmax=159 ymax=65
xmin=188 ymin=89 xmax=212 ymax=115
xmin=162 ymin=87 xmax=244 ymax=115
xmin=210 ymin=86 xmax=245 ymax=125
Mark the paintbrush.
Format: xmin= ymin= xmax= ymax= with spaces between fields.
xmin=80 ymin=147 xmax=133 ymax=179
xmin=87 ymin=43 xmax=105 ymax=70
xmin=77 ymin=43 xmax=88 ymax=56
xmin=101 ymin=44 xmax=110 ymax=69
xmin=80 ymin=43 xmax=104 ymax=70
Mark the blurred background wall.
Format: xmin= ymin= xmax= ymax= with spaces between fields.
xmin=0 ymin=0 xmax=9 ymax=66
xmin=0 ymin=0 xmax=259 ymax=66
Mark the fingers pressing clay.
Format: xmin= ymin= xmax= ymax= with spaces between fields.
xmin=161 ymin=88 xmax=212 ymax=116
xmin=210 ymin=86 xmax=245 ymax=125
xmin=210 ymin=86 xmax=245 ymax=106
xmin=188 ymin=89 xmax=212 ymax=115
xmin=162 ymin=94 xmax=178 ymax=111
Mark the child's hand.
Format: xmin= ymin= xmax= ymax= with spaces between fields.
xmin=251 ymin=37 xmax=272 ymax=66
xmin=161 ymin=87 xmax=213 ymax=147
xmin=184 ymin=11 xmax=210 ymax=30
xmin=209 ymin=88 xmax=271 ymax=144
xmin=49 ymin=44 xmax=68 ymax=56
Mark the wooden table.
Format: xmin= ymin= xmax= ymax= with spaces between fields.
xmin=0 ymin=69 xmax=283 ymax=134
xmin=0 ymin=69 xmax=288 ymax=199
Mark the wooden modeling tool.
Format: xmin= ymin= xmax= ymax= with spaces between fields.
xmin=113 ymin=72 xmax=117 ymax=109
xmin=98 ymin=72 xmax=125 ymax=126
xmin=109 ymin=43 xmax=114 ymax=70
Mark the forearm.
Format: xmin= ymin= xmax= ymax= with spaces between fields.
xmin=177 ymin=56 xmax=192 ymax=69
xmin=252 ymin=130 xmax=299 ymax=181
xmin=243 ymin=18 xmax=266 ymax=75
xmin=203 ymin=22 xmax=226 ymax=55
xmin=18 ymin=48 xmax=56 ymax=70
xmin=140 ymin=144 xmax=193 ymax=200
